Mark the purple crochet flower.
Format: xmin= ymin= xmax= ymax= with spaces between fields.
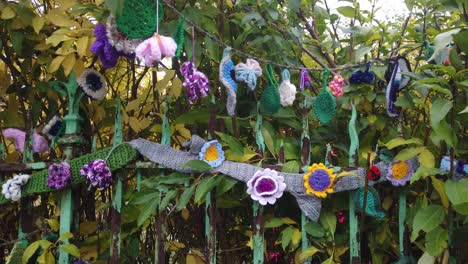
xmin=80 ymin=159 xmax=112 ymax=190
xmin=47 ymin=162 xmax=71 ymax=190
xmin=180 ymin=61 xmax=210 ymax=102
xmin=90 ymin=23 xmax=132 ymax=69
xmin=300 ymin=69 xmax=311 ymax=90
xmin=247 ymin=169 xmax=286 ymax=205
xmin=386 ymin=160 xmax=414 ymax=186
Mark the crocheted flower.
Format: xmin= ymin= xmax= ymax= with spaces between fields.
xmin=328 ymin=74 xmax=344 ymax=97
xmin=367 ymin=165 xmax=381 ymax=181
xmin=279 ymin=69 xmax=297 ymax=107
xmin=90 ymin=23 xmax=130 ymax=68
xmin=47 ymin=162 xmax=71 ymax=190
xmin=235 ymin=58 xmax=262 ymax=91
xmin=1 ymin=174 xmax=30 ymax=201
xmin=198 ymin=140 xmax=225 ymax=168
xmin=3 ymin=128 xmax=49 ymax=153
xmin=77 ymin=69 xmax=107 ymax=101
xmin=387 ymin=160 xmax=413 ymax=186
xmin=80 ymin=159 xmax=113 ymax=190
xmin=456 ymin=160 xmax=467 ymax=175
xmin=349 ymin=65 xmax=374 ymax=84
xmin=300 ymin=69 xmax=311 ymax=90
xmin=247 ymin=169 xmax=286 ymax=205
xmin=180 ymin=61 xmax=210 ymax=102
xmin=439 ymin=156 xmax=452 ymax=172
xmin=42 ymin=116 xmax=63 ymax=140
xmin=135 ymin=34 xmax=177 ymax=67
xmin=304 ymin=163 xmax=336 ymax=198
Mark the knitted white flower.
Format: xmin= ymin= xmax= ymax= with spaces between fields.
xmin=77 ymin=69 xmax=107 ymax=101
xmin=1 ymin=174 xmax=30 ymax=201
xmin=279 ymin=79 xmax=296 ymax=106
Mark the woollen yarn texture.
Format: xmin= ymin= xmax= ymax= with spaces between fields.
xmin=115 ymin=0 xmax=163 ymax=39
xmin=313 ymin=69 xmax=336 ymax=124
xmin=235 ymin=58 xmax=262 ymax=91
xmin=260 ymin=65 xmax=281 ymax=115
xmin=3 ymin=128 xmax=49 ymax=153
xmin=355 ymin=187 xmax=385 ymax=219
xmin=135 ymin=34 xmax=177 ymax=67
xmin=219 ymin=48 xmax=238 ymax=116
xmin=106 ymin=16 xmax=143 ymax=54
xmin=278 ymin=69 xmax=297 ymax=107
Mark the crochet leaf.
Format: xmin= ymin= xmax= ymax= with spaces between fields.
xmin=260 ymin=83 xmax=280 ymax=115
xmin=355 ymin=187 xmax=385 ymax=219
xmin=173 ymin=17 xmax=185 ymax=59
xmin=115 ymin=0 xmax=164 ymax=39
xmin=313 ymin=90 xmax=335 ymax=124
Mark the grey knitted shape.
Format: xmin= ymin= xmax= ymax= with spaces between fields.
xmin=130 ymin=136 xmax=397 ymax=221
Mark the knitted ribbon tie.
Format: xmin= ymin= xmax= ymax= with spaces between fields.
xmin=234 ymin=58 xmax=262 ymax=91
xmin=219 ymin=48 xmax=238 ymax=116
xmin=385 ymin=56 xmax=412 ymax=118
xmin=260 ymin=65 xmax=280 ymax=115
xmin=3 ymin=128 xmax=49 ymax=153
xmin=115 ymin=0 xmax=163 ymax=40
xmin=1 ymin=174 xmax=30 ymax=201
xmin=136 ymin=34 xmax=177 ymax=67
xmin=106 ymin=16 xmax=143 ymax=54
xmin=278 ymin=69 xmax=297 ymax=107
xmin=180 ymin=61 xmax=210 ymax=102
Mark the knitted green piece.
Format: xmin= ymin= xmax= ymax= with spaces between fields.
xmin=115 ymin=0 xmax=163 ymax=39
xmin=355 ymin=187 xmax=385 ymax=219
xmin=0 ymin=144 xmax=138 ymax=204
xmin=6 ymin=242 xmax=24 ymax=264
xmin=260 ymin=65 xmax=280 ymax=115
xmin=313 ymin=69 xmax=336 ymax=124
xmin=348 ymin=103 xmax=359 ymax=165
xmin=173 ymin=16 xmax=185 ymax=59
xmin=423 ymin=40 xmax=435 ymax=61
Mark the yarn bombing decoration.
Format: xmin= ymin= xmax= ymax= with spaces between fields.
xmin=219 ymin=48 xmax=238 ymax=116
xmin=47 ymin=162 xmax=72 ymax=190
xmin=235 ymin=58 xmax=262 ymax=91
xmin=387 ymin=160 xmax=414 ymax=186
xmin=3 ymin=128 xmax=49 ymax=153
xmin=303 ymin=163 xmax=336 ymax=198
xmin=278 ymin=69 xmax=297 ymax=106
xmin=80 ymin=159 xmax=113 ymax=190
xmin=313 ymin=69 xmax=336 ymax=124
xmin=199 ymin=140 xmax=225 ymax=168
xmin=349 ymin=63 xmax=374 ymax=84
xmin=247 ymin=169 xmax=286 ymax=205
xmin=106 ymin=16 xmax=142 ymax=54
xmin=180 ymin=61 xmax=210 ymax=102
xmin=42 ymin=116 xmax=63 ymax=140
xmin=328 ymin=74 xmax=345 ymax=97
xmin=115 ymin=0 xmax=163 ymax=40
xmin=355 ymin=187 xmax=385 ymax=219
xmin=77 ymin=69 xmax=107 ymax=101
xmin=385 ymin=56 xmax=412 ymax=117
xmin=260 ymin=64 xmax=281 ymax=115
xmin=135 ymin=34 xmax=177 ymax=67
xmin=440 ymin=156 xmax=468 ymax=176
xmin=90 ymin=23 xmax=132 ymax=68
xmin=1 ymin=174 xmax=30 ymax=201
xmin=367 ymin=165 xmax=381 ymax=181
xmin=300 ymin=69 xmax=311 ymax=90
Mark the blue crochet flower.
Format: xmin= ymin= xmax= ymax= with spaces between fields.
xmin=199 ymin=140 xmax=225 ymax=168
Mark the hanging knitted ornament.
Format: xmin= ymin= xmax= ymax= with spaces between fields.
xmin=173 ymin=16 xmax=185 ymax=60
xmin=115 ymin=0 xmax=163 ymax=40
xmin=42 ymin=116 xmax=63 ymax=141
xmin=385 ymin=56 xmax=411 ymax=117
xmin=235 ymin=58 xmax=262 ymax=91
xmin=299 ymin=69 xmax=311 ymax=90
xmin=219 ymin=47 xmax=238 ymax=116
xmin=328 ymin=74 xmax=345 ymax=97
xmin=278 ymin=69 xmax=296 ymax=106
xmin=1 ymin=174 xmax=30 ymax=201
xmin=3 ymin=128 xmax=49 ymax=153
xmin=423 ymin=40 xmax=435 ymax=61
xmin=260 ymin=64 xmax=281 ymax=115
xmin=135 ymin=34 xmax=177 ymax=67
xmin=355 ymin=187 xmax=385 ymax=219
xmin=349 ymin=63 xmax=374 ymax=84
xmin=313 ymin=69 xmax=336 ymax=124
xmin=47 ymin=162 xmax=72 ymax=190
xmin=106 ymin=16 xmax=143 ymax=54
xmin=77 ymin=69 xmax=107 ymax=101
xmin=180 ymin=61 xmax=210 ymax=102
xmin=90 ymin=23 xmax=133 ymax=68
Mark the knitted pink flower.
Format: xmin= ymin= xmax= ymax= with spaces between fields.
xmin=135 ymin=34 xmax=177 ymax=67
xmin=247 ymin=169 xmax=286 ymax=205
xmin=329 ymin=74 xmax=344 ymax=97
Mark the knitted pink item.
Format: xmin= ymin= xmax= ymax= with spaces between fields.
xmin=329 ymin=74 xmax=345 ymax=97
xmin=3 ymin=128 xmax=49 ymax=153
xmin=135 ymin=34 xmax=177 ymax=67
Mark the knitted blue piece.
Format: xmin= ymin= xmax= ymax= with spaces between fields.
xmin=199 ymin=140 xmax=225 ymax=168
xmin=440 ymin=156 xmax=451 ymax=172
xmin=235 ymin=59 xmax=262 ymax=91
xmin=349 ymin=63 xmax=374 ymax=84
xmin=386 ymin=57 xmax=412 ymax=118
xmin=220 ymin=48 xmax=238 ymax=116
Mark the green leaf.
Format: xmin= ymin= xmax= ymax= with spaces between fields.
xmin=319 ymin=211 xmax=336 ymax=238
xmin=156 ymin=173 xmax=192 ymax=185
xmin=430 ymin=98 xmax=453 ymax=127
xmin=58 ymin=232 xmax=74 ymax=241
xmin=261 ymin=121 xmax=277 ymax=158
xmin=59 ymin=244 xmax=81 ymax=257
xmin=394 ymin=147 xmax=426 ymax=161
xmin=384 ymin=137 xmax=423 ymax=149
xmin=453 ymin=203 xmax=468 ymax=215
xmin=216 ymin=176 xmax=238 ymax=197
xmin=417 ymin=252 xmax=435 ymax=264
xmin=159 ymin=190 xmax=177 ymax=213
xmin=281 ymin=160 xmax=300 ymax=173
xmin=23 ymin=240 xmax=50 ymax=264
xmin=287 ymin=0 xmax=301 ymax=13
xmin=304 ymin=221 xmax=325 ymax=237
xmin=337 ymin=6 xmax=355 ymax=18
xmin=425 ymin=226 xmax=448 ymax=257
xmin=194 ymin=176 xmax=220 ymax=204
xmin=412 ymin=205 xmax=445 ymax=235
xmin=176 ymin=185 xmax=195 ymax=211
xmin=265 ymin=218 xmax=284 ymax=228
xmin=299 ymin=246 xmax=320 ymax=262
xmin=182 ymin=160 xmax=212 ymax=172
xmin=444 ymin=179 xmax=468 ymax=205
xmin=411 ymin=167 xmax=441 ymax=183
xmin=281 ymin=226 xmax=294 ymax=250
xmin=432 ymin=120 xmax=458 ymax=148
xmin=131 ymin=189 xmax=160 ymax=205
xmin=419 ymin=149 xmax=435 ymax=168
xmin=137 ymin=196 xmax=159 ymax=226
xmin=215 ymin=132 xmax=244 ymax=156
xmin=430 ymin=176 xmax=449 ymax=209
xmin=452 ymin=29 xmax=468 ymax=54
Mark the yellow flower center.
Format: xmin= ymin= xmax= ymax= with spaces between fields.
xmin=392 ymin=162 xmax=409 ymax=179
xmin=205 ymin=144 xmax=219 ymax=161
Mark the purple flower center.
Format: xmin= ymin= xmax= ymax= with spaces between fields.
xmin=255 ymin=177 xmax=277 ymax=194
xmin=308 ymin=169 xmax=331 ymax=191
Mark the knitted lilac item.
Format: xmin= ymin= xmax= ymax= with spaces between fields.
xmin=90 ymin=23 xmax=130 ymax=68
xmin=308 ymin=169 xmax=331 ymax=191
xmin=386 ymin=160 xmax=413 ymax=186
xmin=300 ymin=69 xmax=311 ymax=90
xmin=180 ymin=61 xmax=210 ymax=102
xmin=3 ymin=128 xmax=49 ymax=153
xmin=246 ymin=168 xmax=286 ymax=205
xmin=80 ymin=159 xmax=112 ymax=190
xmin=47 ymin=162 xmax=71 ymax=190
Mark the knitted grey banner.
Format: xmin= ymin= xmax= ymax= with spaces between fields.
xmin=130 ymin=136 xmax=404 ymax=221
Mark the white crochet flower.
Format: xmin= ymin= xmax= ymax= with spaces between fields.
xmin=279 ymin=80 xmax=297 ymax=106
xmin=1 ymin=174 xmax=30 ymax=201
xmin=77 ymin=69 xmax=107 ymax=101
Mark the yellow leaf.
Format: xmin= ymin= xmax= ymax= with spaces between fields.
xmin=126 ymin=98 xmax=141 ymax=112
xmin=431 ymin=176 xmax=449 ymax=209
xmin=46 ymin=33 xmax=73 ymax=47
xmin=169 ymin=77 xmax=182 ymax=98
xmin=175 ymin=124 xmax=191 ymax=139
xmin=79 ymin=221 xmax=98 ymax=235
xmin=75 ymin=36 xmax=89 ymax=57
xmin=47 ymin=219 xmax=59 ymax=232
xmin=46 ymin=9 xmax=76 ymax=27
xmin=73 ymin=59 xmax=85 ymax=76
xmin=139 ymin=117 xmax=152 ymax=130
xmin=37 ymin=251 xmax=55 ymax=264
xmin=186 ymin=254 xmax=204 ymax=264
xmin=32 ymin=16 xmax=45 ymax=33
xmin=419 ymin=149 xmax=435 ymax=168
xmin=129 ymin=116 xmax=141 ymax=132
xmin=299 ymin=246 xmax=320 ymax=262
xmin=181 ymin=208 xmax=190 ymax=221
xmin=48 ymin=56 xmax=65 ymax=73
xmin=62 ymin=53 xmax=76 ymax=76
xmin=282 ymin=217 xmax=297 ymax=225
xmin=34 ymin=42 xmax=51 ymax=51
xmin=1 ymin=7 xmax=16 ymax=20
xmin=291 ymin=228 xmax=301 ymax=246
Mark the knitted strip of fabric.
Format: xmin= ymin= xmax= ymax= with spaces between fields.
xmin=130 ymin=136 xmax=398 ymax=221
xmin=219 ymin=48 xmax=237 ymax=116
xmin=115 ymin=0 xmax=163 ymax=40
xmin=0 ymin=144 xmax=137 ymax=204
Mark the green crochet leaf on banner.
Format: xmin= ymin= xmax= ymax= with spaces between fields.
xmin=115 ymin=0 xmax=164 ymax=39
xmin=173 ymin=16 xmax=185 ymax=59
xmin=313 ymin=89 xmax=336 ymax=124
xmin=260 ymin=65 xmax=280 ymax=115
xmin=355 ymin=187 xmax=385 ymax=219
xmin=0 ymin=144 xmax=138 ymax=204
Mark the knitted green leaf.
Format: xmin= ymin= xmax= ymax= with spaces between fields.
xmin=173 ymin=16 xmax=185 ymax=59
xmin=115 ymin=0 xmax=164 ymax=39
xmin=313 ymin=90 xmax=336 ymax=124
xmin=355 ymin=187 xmax=385 ymax=219
xmin=260 ymin=83 xmax=280 ymax=115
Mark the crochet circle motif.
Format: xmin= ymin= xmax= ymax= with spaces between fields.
xmin=308 ymin=170 xmax=331 ymax=192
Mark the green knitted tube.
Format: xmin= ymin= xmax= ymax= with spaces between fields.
xmin=0 ymin=144 xmax=138 ymax=204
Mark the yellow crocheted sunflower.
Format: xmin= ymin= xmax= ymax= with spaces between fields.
xmin=303 ymin=163 xmax=336 ymax=198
